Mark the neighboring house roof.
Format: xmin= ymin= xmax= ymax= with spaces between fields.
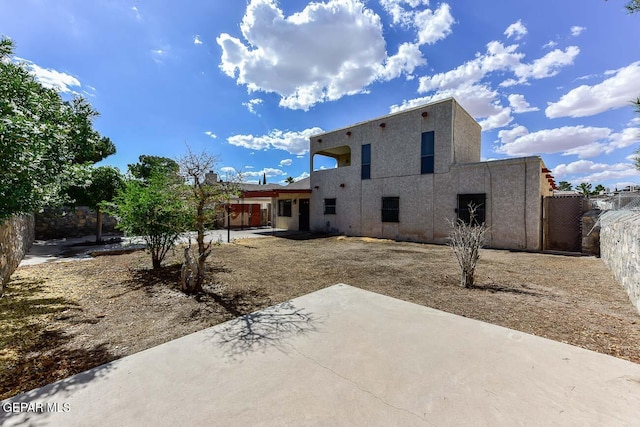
xmin=240 ymin=177 xmax=310 ymax=198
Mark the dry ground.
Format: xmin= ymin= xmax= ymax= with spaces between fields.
xmin=2 ymin=234 xmax=639 ymax=400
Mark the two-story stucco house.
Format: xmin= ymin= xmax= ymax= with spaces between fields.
xmin=309 ymin=98 xmax=554 ymax=250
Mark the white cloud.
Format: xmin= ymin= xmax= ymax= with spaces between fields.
xmin=132 ymin=6 xmax=141 ymax=21
xmin=414 ymin=4 xmax=455 ymax=45
xmin=193 ymin=35 xmax=203 ymax=45
xmin=546 ymin=61 xmax=640 ymax=118
xmin=508 ymin=94 xmax=539 ymax=113
xmin=392 ymin=83 xmax=513 ymax=130
xmin=553 ymin=160 xmax=640 ymax=184
xmin=243 ymin=167 xmax=286 ymax=178
xmin=513 ymin=46 xmax=579 ymax=81
xmin=504 ymin=20 xmax=527 ymax=40
xmin=570 ymin=26 xmax=586 ymax=37
xmin=379 ymin=0 xmax=454 ymax=45
xmin=552 ymin=160 xmax=635 ymax=181
xmin=543 ymin=40 xmax=558 ymax=49
xmin=418 ymin=41 xmax=523 ymax=92
xmin=151 ymin=48 xmax=169 ymax=64
xmin=608 ymin=127 xmax=640 ymax=150
xmin=378 ymin=42 xmax=426 ymax=81
xmin=496 ymin=125 xmax=612 ymax=158
xmin=204 ymin=131 xmax=218 ymax=139
xmin=394 ymin=27 xmax=578 ymax=132
xmin=217 ymin=0 xmax=428 ymax=110
xmin=227 ymin=127 xmax=323 ymax=155
xmin=279 ymin=159 xmax=293 ymax=166
xmin=243 ymin=98 xmax=263 ymax=114
xmin=293 ymin=171 xmax=310 ymax=181
xmin=16 ymin=58 xmax=81 ymax=93
xmin=478 ymin=107 xmax=513 ymax=131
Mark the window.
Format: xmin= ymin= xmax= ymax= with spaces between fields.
xmin=324 ymin=198 xmax=336 ymax=215
xmin=278 ymin=199 xmax=292 ymax=217
xmin=381 ymin=197 xmax=399 ymax=222
xmin=457 ymin=194 xmax=486 ymax=225
xmin=361 ymin=144 xmax=371 ymax=180
xmin=421 ymin=131 xmax=434 ymax=174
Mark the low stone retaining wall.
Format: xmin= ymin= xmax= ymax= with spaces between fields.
xmin=35 ymin=206 xmax=118 ymax=240
xmin=0 ymin=214 xmax=35 ymax=288
xmin=600 ymin=210 xmax=640 ymax=314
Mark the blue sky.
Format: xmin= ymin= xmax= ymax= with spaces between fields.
xmin=2 ymin=0 xmax=640 ymax=188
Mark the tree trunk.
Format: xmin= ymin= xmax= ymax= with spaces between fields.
xmin=152 ymin=256 xmax=162 ymax=270
xmin=95 ymin=206 xmax=103 ymax=243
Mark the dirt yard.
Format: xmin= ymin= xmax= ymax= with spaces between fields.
xmin=2 ymin=234 xmax=639 ymax=400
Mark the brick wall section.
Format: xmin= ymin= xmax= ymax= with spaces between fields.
xmin=35 ymin=206 xmax=118 ymax=240
xmin=0 ymin=214 xmax=35 ymax=287
xmin=600 ymin=211 xmax=640 ymax=314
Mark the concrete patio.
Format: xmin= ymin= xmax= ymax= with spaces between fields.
xmin=2 ymin=284 xmax=640 ymax=426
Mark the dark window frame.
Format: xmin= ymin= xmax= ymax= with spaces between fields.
xmin=381 ymin=197 xmax=400 ymax=223
xmin=278 ymin=199 xmax=292 ymax=217
xmin=361 ymin=144 xmax=371 ymax=180
xmin=324 ymin=198 xmax=336 ymax=215
xmin=457 ymin=194 xmax=486 ymax=225
xmin=421 ymin=131 xmax=434 ymax=174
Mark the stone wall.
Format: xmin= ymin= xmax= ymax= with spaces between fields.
xmin=581 ymin=209 xmax=601 ymax=257
xmin=600 ymin=211 xmax=640 ymax=314
xmin=35 ymin=206 xmax=118 ymax=240
xmin=0 ymin=214 xmax=35 ymax=287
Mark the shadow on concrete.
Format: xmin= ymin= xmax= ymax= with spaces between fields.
xmin=206 ymin=301 xmax=320 ymax=361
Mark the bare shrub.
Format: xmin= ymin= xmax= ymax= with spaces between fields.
xmin=447 ymin=203 xmax=489 ymax=287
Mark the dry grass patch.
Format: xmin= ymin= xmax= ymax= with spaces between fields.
xmin=2 ymin=235 xmax=639 ymax=400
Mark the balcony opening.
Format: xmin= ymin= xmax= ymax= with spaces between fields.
xmin=312 ymin=145 xmax=351 ymax=171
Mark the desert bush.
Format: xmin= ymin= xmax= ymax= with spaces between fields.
xmin=447 ymin=203 xmax=488 ymax=287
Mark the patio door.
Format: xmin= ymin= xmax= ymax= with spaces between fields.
xmin=299 ymin=199 xmax=310 ymax=231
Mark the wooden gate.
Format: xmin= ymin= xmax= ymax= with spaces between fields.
xmin=543 ymin=196 xmax=584 ymax=252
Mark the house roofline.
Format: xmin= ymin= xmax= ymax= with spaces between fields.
xmin=310 ymin=97 xmax=472 ymax=139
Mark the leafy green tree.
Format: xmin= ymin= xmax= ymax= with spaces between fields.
xmin=625 ymin=0 xmax=640 ymax=12
xmin=128 ymin=155 xmax=179 ymax=182
xmin=0 ymin=37 xmax=114 ymax=221
xmin=106 ymin=172 xmax=189 ymax=269
xmin=577 ymin=182 xmax=593 ymax=196
xmin=285 ymin=176 xmax=295 ymax=184
xmin=593 ymin=184 xmax=607 ymax=195
xmin=557 ymin=181 xmax=573 ymax=191
xmin=177 ymin=148 xmax=241 ymax=293
xmin=66 ymin=166 xmax=124 ymax=243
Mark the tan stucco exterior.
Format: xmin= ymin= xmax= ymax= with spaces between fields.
xmin=309 ymin=98 xmax=553 ymax=250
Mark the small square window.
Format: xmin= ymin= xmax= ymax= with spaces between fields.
xmin=278 ymin=199 xmax=292 ymax=217
xmin=457 ymin=194 xmax=486 ymax=225
xmin=381 ymin=197 xmax=399 ymax=222
xmin=324 ymin=198 xmax=336 ymax=215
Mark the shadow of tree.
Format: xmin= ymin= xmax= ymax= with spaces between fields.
xmin=468 ymin=283 xmax=543 ymax=297
xmin=113 ymin=264 xmax=183 ymax=298
xmin=1 ymin=277 xmax=118 ymax=413
xmin=206 ymin=301 xmax=319 ymax=361
xmin=253 ymin=230 xmax=333 ymax=240
xmin=0 ymin=350 xmax=114 ymax=427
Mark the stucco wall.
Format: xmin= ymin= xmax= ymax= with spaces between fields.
xmin=599 ymin=211 xmax=640 ymax=314
xmin=0 ymin=214 xmax=35 ymax=288
xmin=309 ymin=98 xmax=548 ymax=250
xmin=275 ymin=193 xmax=310 ymax=230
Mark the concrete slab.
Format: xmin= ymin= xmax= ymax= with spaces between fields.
xmin=19 ymin=228 xmax=285 ymax=267
xmin=2 ymin=284 xmax=640 ymax=426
